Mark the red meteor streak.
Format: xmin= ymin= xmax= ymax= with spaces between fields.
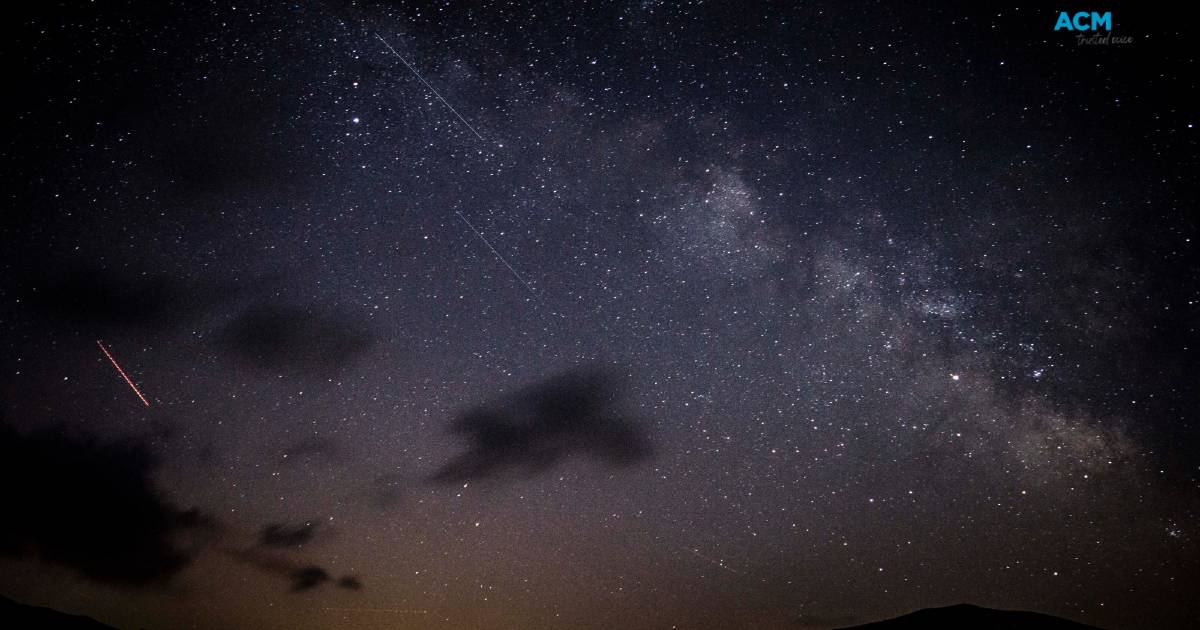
xmin=96 ymin=340 xmax=150 ymax=407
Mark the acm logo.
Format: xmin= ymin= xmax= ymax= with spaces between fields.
xmin=1054 ymin=11 xmax=1112 ymax=31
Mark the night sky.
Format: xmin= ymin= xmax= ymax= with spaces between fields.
xmin=2 ymin=2 xmax=1198 ymax=629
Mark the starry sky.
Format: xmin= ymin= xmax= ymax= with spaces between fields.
xmin=2 ymin=2 xmax=1198 ymax=629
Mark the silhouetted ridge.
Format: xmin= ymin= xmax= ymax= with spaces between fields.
xmin=836 ymin=603 xmax=1105 ymax=629
xmin=0 ymin=594 xmax=118 ymax=629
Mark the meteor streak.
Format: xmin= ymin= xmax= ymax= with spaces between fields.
xmin=97 ymin=340 xmax=150 ymax=407
xmin=374 ymin=34 xmax=543 ymax=306
xmin=455 ymin=210 xmax=541 ymax=300
xmin=320 ymin=608 xmax=429 ymax=614
xmin=375 ymin=33 xmax=486 ymax=142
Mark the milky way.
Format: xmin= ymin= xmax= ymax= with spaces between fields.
xmin=2 ymin=2 xmax=1197 ymax=629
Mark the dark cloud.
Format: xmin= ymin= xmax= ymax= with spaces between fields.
xmin=259 ymin=522 xmax=317 ymax=548
xmin=290 ymin=566 xmax=332 ymax=592
xmin=219 ymin=305 xmax=373 ymax=371
xmin=368 ymin=472 xmax=407 ymax=510
xmin=23 ymin=266 xmax=199 ymax=330
xmin=230 ymin=548 xmax=362 ymax=593
xmin=0 ymin=422 xmax=215 ymax=586
xmin=431 ymin=366 xmax=653 ymax=483
xmin=23 ymin=266 xmax=371 ymax=372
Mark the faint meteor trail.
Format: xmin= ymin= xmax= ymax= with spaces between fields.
xmin=97 ymin=340 xmax=150 ymax=407
xmin=375 ymin=33 xmax=486 ymax=142
xmin=455 ymin=210 xmax=541 ymax=300
xmin=374 ymin=34 xmax=542 ymax=306
xmin=320 ymin=607 xmax=429 ymax=614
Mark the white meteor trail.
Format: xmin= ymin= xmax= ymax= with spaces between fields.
xmin=319 ymin=607 xmax=429 ymax=615
xmin=455 ymin=211 xmax=540 ymax=300
xmin=374 ymin=34 xmax=542 ymax=306
xmin=97 ymin=340 xmax=150 ymax=407
xmin=375 ymin=33 xmax=486 ymax=142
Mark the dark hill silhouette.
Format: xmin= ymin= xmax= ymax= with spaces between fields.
xmin=837 ymin=604 xmax=1104 ymax=630
xmin=0 ymin=595 xmax=118 ymax=629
